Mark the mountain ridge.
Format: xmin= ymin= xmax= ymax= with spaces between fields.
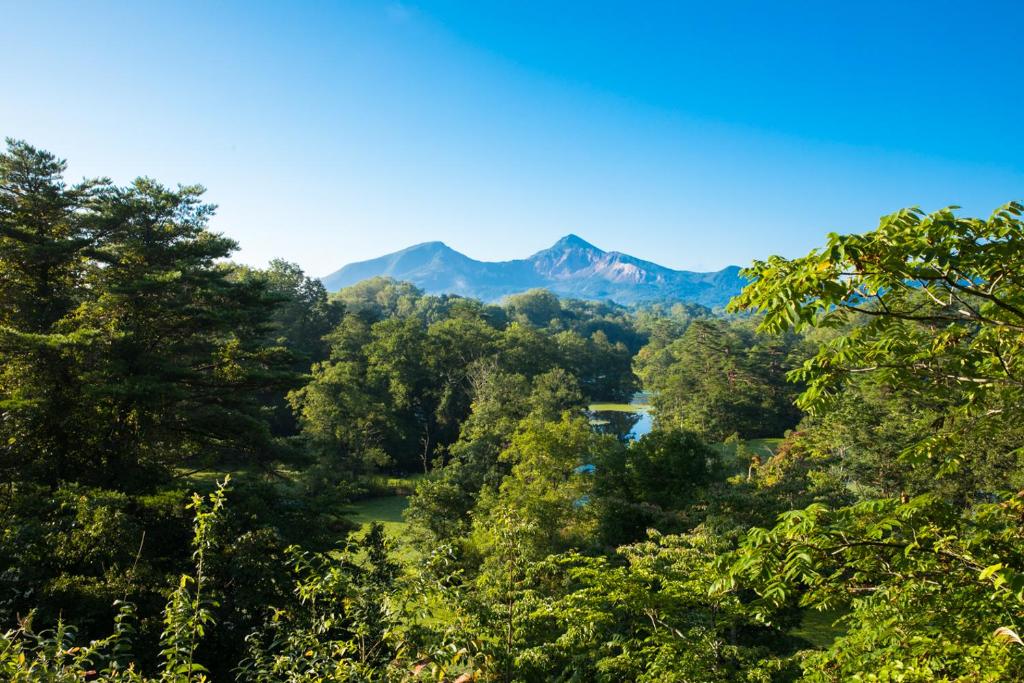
xmin=322 ymin=235 xmax=746 ymax=307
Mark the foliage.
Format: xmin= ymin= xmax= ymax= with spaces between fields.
xmin=471 ymin=414 xmax=613 ymax=561
xmin=725 ymin=494 xmax=1024 ymax=681
xmin=635 ymin=318 xmax=804 ymax=441
xmin=0 ymin=139 xmax=301 ymax=487
xmin=727 ymin=203 xmax=1024 ymax=680
xmin=729 ymin=202 xmax=1024 ymax=469
xmin=6 ymin=140 xmax=1022 ymax=681
xmin=236 ymin=523 xmax=411 ymax=682
xmin=595 ymin=429 xmax=724 ymax=546
xmin=0 ymin=482 xmax=231 ymax=682
xmin=514 ymin=530 xmax=800 ymax=682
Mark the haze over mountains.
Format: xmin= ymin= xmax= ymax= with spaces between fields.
xmin=322 ymin=235 xmax=746 ymax=307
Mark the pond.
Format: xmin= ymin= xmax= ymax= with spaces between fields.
xmin=587 ymin=395 xmax=652 ymax=441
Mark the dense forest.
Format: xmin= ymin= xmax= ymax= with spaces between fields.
xmin=1 ymin=139 xmax=1022 ymax=681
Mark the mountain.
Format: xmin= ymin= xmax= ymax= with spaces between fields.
xmin=321 ymin=234 xmax=746 ymax=307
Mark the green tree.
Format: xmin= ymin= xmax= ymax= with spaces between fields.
xmin=0 ymin=140 xmax=106 ymax=483
xmin=636 ymin=319 xmax=800 ymax=442
xmin=472 ymin=414 xmax=615 ymax=561
xmin=405 ymin=367 xmax=584 ymax=552
xmin=730 ymin=202 xmax=1024 ymax=466
xmin=595 ymin=430 xmax=723 ymax=546
xmin=726 ymin=203 xmax=1024 ymax=679
xmin=77 ymin=179 xmax=298 ymax=483
xmin=514 ymin=531 xmax=799 ymax=682
xmin=231 ymin=259 xmax=342 ymax=375
xmin=504 ymin=289 xmax=563 ymax=327
xmin=230 ymin=259 xmax=343 ymax=436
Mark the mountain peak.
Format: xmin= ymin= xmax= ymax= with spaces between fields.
xmin=323 ymin=235 xmax=746 ymax=308
xmin=405 ymin=240 xmax=452 ymax=252
xmin=552 ymin=234 xmax=600 ymax=251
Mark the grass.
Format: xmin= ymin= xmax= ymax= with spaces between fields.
xmin=360 ymin=472 xmax=425 ymax=496
xmin=713 ymin=437 xmax=783 ymax=458
xmin=347 ymin=492 xmax=420 ymax=564
xmin=347 ymin=495 xmax=410 ymax=536
xmin=176 ymin=465 xmax=259 ymax=490
xmin=711 ymin=437 xmax=783 ymax=476
xmin=588 ymin=402 xmax=650 ymax=412
xmin=790 ymin=609 xmax=847 ymax=649
xmin=179 ymin=466 xmax=422 ymax=563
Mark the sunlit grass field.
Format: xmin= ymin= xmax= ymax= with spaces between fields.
xmin=347 ymin=492 xmax=419 ymax=563
xmin=587 ymin=401 xmax=651 ymax=412
xmin=347 ymin=494 xmax=410 ymax=536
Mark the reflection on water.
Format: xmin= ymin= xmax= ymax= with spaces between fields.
xmin=589 ymin=409 xmax=652 ymax=441
xmin=628 ymin=411 xmax=652 ymax=438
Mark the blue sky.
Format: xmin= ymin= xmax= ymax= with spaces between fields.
xmin=2 ymin=1 xmax=1021 ymax=275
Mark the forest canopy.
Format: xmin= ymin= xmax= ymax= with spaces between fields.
xmin=1 ymin=140 xmax=1021 ymax=681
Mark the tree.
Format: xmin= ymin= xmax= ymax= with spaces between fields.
xmin=472 ymin=414 xmax=615 ymax=561
xmin=0 ymin=144 xmax=319 ymax=675
xmin=0 ymin=140 xmax=103 ymax=332
xmin=636 ymin=319 xmax=801 ymax=442
xmin=76 ymin=178 xmax=299 ymax=482
xmin=511 ymin=531 xmax=799 ymax=682
xmin=729 ymin=202 xmax=1024 ymax=468
xmin=0 ymin=140 xmax=106 ymax=483
xmin=289 ymin=314 xmax=390 ymax=474
xmin=725 ymin=203 xmax=1024 ymax=679
xmin=555 ymin=329 xmax=637 ymax=401
xmin=231 ymin=259 xmax=343 ymax=436
xmin=425 ymin=316 xmax=502 ymax=451
xmin=331 ymin=276 xmax=424 ymax=320
xmin=1 ymin=142 xmax=300 ymax=486
xmin=247 ymin=259 xmax=342 ymax=367
xmin=504 ymin=289 xmax=563 ymax=327
xmin=405 ymin=367 xmax=584 ymax=552
xmin=595 ymin=430 xmax=723 ymax=546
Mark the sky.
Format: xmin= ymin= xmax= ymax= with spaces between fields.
xmin=2 ymin=0 xmax=1022 ymax=275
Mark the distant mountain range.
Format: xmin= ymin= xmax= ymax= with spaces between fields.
xmin=321 ymin=234 xmax=746 ymax=307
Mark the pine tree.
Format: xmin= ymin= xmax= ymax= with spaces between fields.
xmin=0 ymin=139 xmax=106 ymax=482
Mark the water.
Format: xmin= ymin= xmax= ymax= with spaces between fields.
xmin=629 ymin=410 xmax=652 ymax=438
xmin=588 ymin=406 xmax=652 ymax=441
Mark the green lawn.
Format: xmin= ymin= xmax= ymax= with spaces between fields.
xmin=180 ymin=467 xmax=422 ymax=563
xmin=790 ymin=609 xmax=847 ymax=649
xmin=346 ymin=493 xmax=419 ymax=563
xmin=360 ymin=472 xmax=425 ymax=496
xmin=588 ymin=402 xmax=651 ymax=412
xmin=347 ymin=494 xmax=410 ymax=535
xmin=177 ymin=465 xmax=256 ymax=490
